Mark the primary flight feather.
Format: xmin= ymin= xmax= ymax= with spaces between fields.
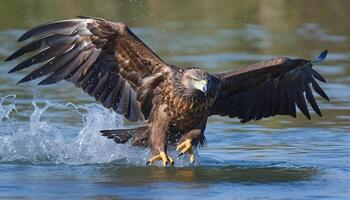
xmin=5 ymin=16 xmax=329 ymax=166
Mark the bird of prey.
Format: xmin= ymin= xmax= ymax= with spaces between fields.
xmin=5 ymin=16 xmax=329 ymax=166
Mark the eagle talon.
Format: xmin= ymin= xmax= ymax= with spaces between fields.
xmin=176 ymin=139 xmax=195 ymax=163
xmin=176 ymin=139 xmax=192 ymax=153
xmin=147 ymin=151 xmax=174 ymax=167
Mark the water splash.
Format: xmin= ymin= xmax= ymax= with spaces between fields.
xmin=0 ymin=94 xmax=16 ymax=121
xmin=0 ymin=95 xmax=148 ymax=165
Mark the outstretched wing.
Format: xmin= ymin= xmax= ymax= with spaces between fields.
xmin=211 ymin=50 xmax=329 ymax=123
xmin=5 ymin=16 xmax=171 ymax=121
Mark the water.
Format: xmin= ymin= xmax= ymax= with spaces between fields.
xmin=0 ymin=0 xmax=350 ymax=199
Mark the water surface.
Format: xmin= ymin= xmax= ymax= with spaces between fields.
xmin=0 ymin=0 xmax=350 ymax=199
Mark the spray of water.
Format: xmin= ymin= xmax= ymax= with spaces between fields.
xmin=0 ymin=94 xmax=149 ymax=165
xmin=0 ymin=94 xmax=16 ymax=121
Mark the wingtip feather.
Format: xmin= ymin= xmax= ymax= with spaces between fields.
xmin=37 ymin=79 xmax=51 ymax=85
xmin=312 ymin=79 xmax=329 ymax=101
xmin=8 ymin=67 xmax=19 ymax=74
xmin=312 ymin=69 xmax=327 ymax=83
xmin=6 ymin=49 xmax=27 ymax=62
xmin=319 ymin=49 xmax=328 ymax=61
xmin=17 ymin=20 xmax=81 ymax=42
xmin=18 ymin=35 xmax=27 ymax=42
xmin=313 ymin=49 xmax=328 ymax=63
xmin=5 ymin=56 xmax=14 ymax=62
xmin=18 ymin=29 xmax=35 ymax=41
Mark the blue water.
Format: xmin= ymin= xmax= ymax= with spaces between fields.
xmin=1 ymin=0 xmax=350 ymax=199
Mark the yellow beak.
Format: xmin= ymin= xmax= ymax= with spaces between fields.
xmin=197 ymin=80 xmax=208 ymax=95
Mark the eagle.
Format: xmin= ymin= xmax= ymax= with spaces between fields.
xmin=5 ymin=16 xmax=329 ymax=166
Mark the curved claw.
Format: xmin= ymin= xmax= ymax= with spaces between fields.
xmin=176 ymin=139 xmax=195 ymax=163
xmin=146 ymin=151 xmax=174 ymax=167
xmin=176 ymin=139 xmax=192 ymax=153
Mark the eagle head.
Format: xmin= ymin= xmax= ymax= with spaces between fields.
xmin=180 ymin=68 xmax=220 ymax=100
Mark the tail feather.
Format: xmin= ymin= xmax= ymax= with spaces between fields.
xmin=100 ymin=126 xmax=149 ymax=147
xmin=100 ymin=129 xmax=133 ymax=143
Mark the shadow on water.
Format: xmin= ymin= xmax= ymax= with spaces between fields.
xmin=100 ymin=164 xmax=317 ymax=185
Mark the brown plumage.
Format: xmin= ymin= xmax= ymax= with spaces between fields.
xmin=5 ymin=16 xmax=329 ymax=166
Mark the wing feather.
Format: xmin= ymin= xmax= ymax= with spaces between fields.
xmin=17 ymin=44 xmax=82 ymax=83
xmin=311 ymin=79 xmax=329 ymax=100
xmin=18 ymin=20 xmax=81 ymax=41
xmin=305 ymin=84 xmax=322 ymax=117
xmin=39 ymin=49 xmax=93 ymax=85
xmin=6 ymin=34 xmax=78 ymax=62
xmin=9 ymin=43 xmax=73 ymax=73
xmin=6 ymin=16 xmax=171 ymax=121
xmin=211 ymin=51 xmax=329 ymax=122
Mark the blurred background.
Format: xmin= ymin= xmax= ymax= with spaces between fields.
xmin=0 ymin=0 xmax=349 ymax=199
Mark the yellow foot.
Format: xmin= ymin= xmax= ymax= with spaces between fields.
xmin=176 ymin=139 xmax=195 ymax=164
xmin=146 ymin=151 xmax=174 ymax=167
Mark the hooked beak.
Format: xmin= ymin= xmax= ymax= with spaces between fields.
xmin=198 ymin=80 xmax=208 ymax=95
xmin=202 ymin=84 xmax=208 ymax=95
